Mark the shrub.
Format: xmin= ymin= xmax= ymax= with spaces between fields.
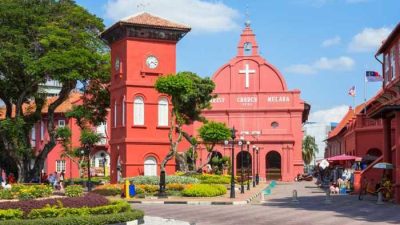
xmin=27 ymin=201 xmax=131 ymax=219
xmin=0 ymin=193 xmax=109 ymax=216
xmin=92 ymin=184 xmax=122 ymax=196
xmin=136 ymin=184 xmax=158 ymax=194
xmin=0 ymin=211 xmax=144 ymax=225
xmin=181 ymin=184 xmax=226 ymax=197
xmin=195 ymin=174 xmax=231 ymax=184
xmin=166 ymin=183 xmax=186 ymax=191
xmin=65 ymin=185 xmax=84 ymax=197
xmin=129 ymin=175 xmax=199 ymax=185
xmin=30 ymin=185 xmax=53 ymax=198
xmin=0 ymin=209 xmax=23 ymax=220
xmin=64 ymin=177 xmax=109 ymax=186
xmin=0 ymin=189 xmax=13 ymax=200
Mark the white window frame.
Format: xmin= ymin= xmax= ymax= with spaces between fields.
xmin=158 ymin=97 xmax=169 ymax=126
xmin=392 ymin=47 xmax=397 ymax=80
xmin=144 ymin=156 xmax=157 ymax=176
xmin=384 ymin=53 xmax=390 ymax=84
xmin=40 ymin=121 xmax=44 ymax=141
xmin=122 ymin=96 xmax=126 ymax=127
xmin=114 ymin=100 xmax=117 ymax=128
xmin=56 ymin=160 xmax=66 ymax=173
xmin=58 ymin=120 xmax=66 ymax=127
xmin=134 ymin=96 xmax=144 ymax=125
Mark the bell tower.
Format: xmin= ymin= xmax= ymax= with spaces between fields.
xmin=101 ymin=12 xmax=190 ymax=183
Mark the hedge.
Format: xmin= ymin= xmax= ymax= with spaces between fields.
xmin=0 ymin=209 xmax=23 ymax=221
xmin=64 ymin=185 xmax=84 ymax=197
xmin=192 ymin=174 xmax=231 ymax=184
xmin=0 ymin=211 xmax=144 ymax=225
xmin=28 ymin=200 xmax=131 ymax=219
xmin=181 ymin=184 xmax=227 ymax=197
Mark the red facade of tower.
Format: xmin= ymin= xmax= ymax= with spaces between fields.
xmin=101 ymin=13 xmax=190 ymax=183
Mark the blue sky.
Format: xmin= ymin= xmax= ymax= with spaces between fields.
xmin=76 ymin=0 xmax=399 ymax=123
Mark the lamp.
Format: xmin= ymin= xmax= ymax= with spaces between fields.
xmin=252 ymin=145 xmax=256 ymax=187
xmin=246 ymin=141 xmax=251 ymax=190
xmin=238 ymin=138 xmax=244 ymax=194
xmin=228 ymin=127 xmax=237 ymax=198
xmin=256 ymin=147 xmax=260 ymax=185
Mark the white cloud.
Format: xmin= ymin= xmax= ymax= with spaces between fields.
xmin=321 ymin=36 xmax=341 ymax=47
xmin=309 ymin=105 xmax=350 ymax=124
xmin=348 ymin=27 xmax=392 ymax=52
xmin=285 ymin=56 xmax=355 ymax=75
xmin=104 ymin=0 xmax=240 ymax=33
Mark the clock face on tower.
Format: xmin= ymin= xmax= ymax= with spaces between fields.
xmin=146 ymin=55 xmax=158 ymax=69
xmin=115 ymin=57 xmax=120 ymax=72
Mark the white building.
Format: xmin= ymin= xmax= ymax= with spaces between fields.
xmin=303 ymin=122 xmax=337 ymax=165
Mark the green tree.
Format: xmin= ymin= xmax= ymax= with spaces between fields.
xmin=155 ymin=71 xmax=215 ymax=175
xmin=198 ymin=121 xmax=231 ymax=169
xmin=302 ymin=135 xmax=319 ymax=166
xmin=0 ymin=0 xmax=108 ymax=182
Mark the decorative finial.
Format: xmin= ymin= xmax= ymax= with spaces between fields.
xmin=244 ymin=4 xmax=251 ymax=27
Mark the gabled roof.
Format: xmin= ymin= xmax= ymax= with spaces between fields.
xmin=120 ymin=12 xmax=190 ymax=30
xmin=376 ymin=23 xmax=400 ymax=55
xmin=0 ymin=92 xmax=82 ymax=119
xmin=327 ymin=104 xmax=365 ymax=139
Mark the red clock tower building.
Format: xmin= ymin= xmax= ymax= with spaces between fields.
xmin=101 ymin=13 xmax=190 ymax=183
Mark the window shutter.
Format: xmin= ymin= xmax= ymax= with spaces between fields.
xmin=158 ymin=98 xmax=168 ymax=126
xmin=134 ymin=97 xmax=144 ymax=125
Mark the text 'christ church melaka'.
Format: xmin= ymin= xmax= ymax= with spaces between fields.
xmin=100 ymin=12 xmax=310 ymax=183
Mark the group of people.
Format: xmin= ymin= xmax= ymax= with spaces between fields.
xmin=41 ymin=171 xmax=65 ymax=191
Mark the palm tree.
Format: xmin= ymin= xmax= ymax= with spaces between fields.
xmin=302 ymin=135 xmax=319 ymax=166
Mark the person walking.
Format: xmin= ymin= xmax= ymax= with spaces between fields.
xmin=59 ymin=170 xmax=65 ymax=191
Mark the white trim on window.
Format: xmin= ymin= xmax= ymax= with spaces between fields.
xmin=134 ymin=96 xmax=144 ymax=125
xmin=58 ymin=120 xmax=66 ymax=127
xmin=122 ymin=96 xmax=126 ymax=127
xmin=158 ymin=97 xmax=168 ymax=126
xmin=56 ymin=160 xmax=66 ymax=173
xmin=114 ymin=100 xmax=117 ymax=128
xmin=40 ymin=121 xmax=44 ymax=141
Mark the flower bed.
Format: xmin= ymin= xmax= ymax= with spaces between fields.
xmin=181 ymin=184 xmax=227 ymax=197
xmin=92 ymin=184 xmax=123 ymax=196
xmin=0 ymin=184 xmax=53 ymax=200
xmin=128 ymin=175 xmax=199 ymax=185
xmin=191 ymin=174 xmax=231 ymax=184
xmin=64 ymin=185 xmax=84 ymax=197
xmin=0 ymin=211 xmax=143 ymax=225
xmin=0 ymin=193 xmax=109 ymax=215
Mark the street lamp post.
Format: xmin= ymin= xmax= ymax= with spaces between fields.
xmin=252 ymin=145 xmax=256 ymax=187
xmin=246 ymin=141 xmax=250 ymax=190
xmin=256 ymin=147 xmax=260 ymax=185
xmin=239 ymin=137 xmax=244 ymax=194
xmin=81 ymin=148 xmax=92 ymax=191
xmin=229 ymin=127 xmax=237 ymax=198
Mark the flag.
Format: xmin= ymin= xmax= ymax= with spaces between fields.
xmin=348 ymin=86 xmax=356 ymax=97
xmin=366 ymin=71 xmax=383 ymax=82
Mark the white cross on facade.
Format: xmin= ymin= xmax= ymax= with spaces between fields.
xmin=239 ymin=64 xmax=256 ymax=89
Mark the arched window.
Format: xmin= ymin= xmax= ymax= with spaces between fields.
xmin=144 ymin=156 xmax=157 ymax=176
xmin=113 ymin=100 xmax=117 ymax=127
xmin=134 ymin=96 xmax=144 ymax=125
xmin=122 ymin=96 xmax=126 ymax=127
xmin=158 ymin=97 xmax=168 ymax=126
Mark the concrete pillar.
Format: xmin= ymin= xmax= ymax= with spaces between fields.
xmin=394 ymin=112 xmax=400 ymax=203
xmin=382 ymin=117 xmax=392 ymax=163
xmin=353 ymin=171 xmax=361 ymax=193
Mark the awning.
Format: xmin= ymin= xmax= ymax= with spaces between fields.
xmin=326 ymin=154 xmax=361 ymax=162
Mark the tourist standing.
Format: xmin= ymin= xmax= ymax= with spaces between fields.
xmin=59 ymin=170 xmax=65 ymax=191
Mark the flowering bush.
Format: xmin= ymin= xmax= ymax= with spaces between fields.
xmin=193 ymin=174 xmax=231 ymax=184
xmin=0 ymin=189 xmax=13 ymax=200
xmin=181 ymin=184 xmax=226 ymax=197
xmin=0 ymin=184 xmax=53 ymax=200
xmin=0 ymin=193 xmax=109 ymax=216
xmin=128 ymin=175 xmax=199 ymax=185
xmin=92 ymin=184 xmax=122 ymax=196
xmin=166 ymin=183 xmax=186 ymax=191
xmin=65 ymin=185 xmax=84 ymax=197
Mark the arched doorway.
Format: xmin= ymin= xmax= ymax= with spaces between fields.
xmin=144 ymin=156 xmax=157 ymax=176
xmin=209 ymin=151 xmax=224 ymax=174
xmin=236 ymin=151 xmax=252 ymax=181
xmin=91 ymin=150 xmax=110 ymax=177
xmin=265 ymin=151 xmax=281 ymax=180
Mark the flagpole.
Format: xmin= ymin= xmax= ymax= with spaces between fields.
xmin=364 ymin=73 xmax=367 ymax=115
xmin=353 ymin=95 xmax=355 ymax=112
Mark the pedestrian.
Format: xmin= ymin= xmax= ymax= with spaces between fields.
xmin=7 ymin=173 xmax=15 ymax=184
xmin=59 ymin=170 xmax=65 ymax=191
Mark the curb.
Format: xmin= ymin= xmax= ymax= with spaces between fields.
xmin=128 ymin=189 xmax=263 ymax=205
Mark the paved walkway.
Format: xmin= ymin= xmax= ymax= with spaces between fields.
xmin=133 ymin=181 xmax=400 ymax=225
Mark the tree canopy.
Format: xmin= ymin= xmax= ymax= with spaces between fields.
xmin=0 ymin=0 xmax=109 ymax=181
xmin=302 ymin=135 xmax=319 ymax=165
xmin=155 ymin=71 xmax=215 ymax=173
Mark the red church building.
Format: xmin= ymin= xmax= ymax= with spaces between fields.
xmin=101 ymin=13 xmax=309 ymax=183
